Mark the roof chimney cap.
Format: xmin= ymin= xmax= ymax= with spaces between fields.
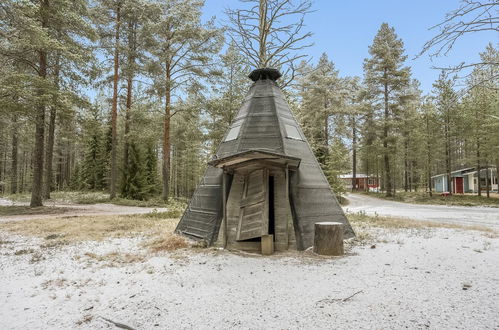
xmin=248 ymin=68 xmax=282 ymax=82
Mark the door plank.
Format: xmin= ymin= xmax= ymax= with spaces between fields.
xmin=236 ymin=168 xmax=269 ymax=241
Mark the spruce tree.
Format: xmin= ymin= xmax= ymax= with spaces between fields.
xmin=121 ymin=142 xmax=147 ymax=200
xmin=144 ymin=144 xmax=159 ymax=196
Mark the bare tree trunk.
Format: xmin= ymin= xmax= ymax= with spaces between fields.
xmin=30 ymin=0 xmax=48 ymax=207
xmin=258 ymin=0 xmax=268 ymax=67
xmin=404 ymin=137 xmax=409 ymax=192
xmin=110 ymin=5 xmax=121 ymax=199
xmin=162 ymin=65 xmax=171 ymax=201
xmin=20 ymin=151 xmax=27 ymax=192
xmin=10 ymin=114 xmax=18 ymax=194
xmin=351 ymin=116 xmax=357 ymax=192
xmin=43 ymin=60 xmax=59 ymax=200
xmin=123 ymin=74 xmax=132 ymax=179
xmin=0 ymin=131 xmax=3 ymax=194
xmin=122 ymin=19 xmax=136 ymax=190
xmin=425 ymin=113 xmax=433 ymax=197
xmin=477 ymin=146 xmax=481 ymax=196
xmin=486 ymin=165 xmax=490 ymax=198
xmin=444 ymin=112 xmax=452 ymax=194
xmin=496 ymin=159 xmax=499 ymax=195
xmin=383 ymin=72 xmax=392 ymax=197
xmin=43 ymin=104 xmax=56 ymax=199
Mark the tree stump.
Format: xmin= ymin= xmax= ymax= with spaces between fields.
xmin=313 ymin=222 xmax=344 ymax=256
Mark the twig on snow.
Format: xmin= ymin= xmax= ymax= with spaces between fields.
xmin=100 ymin=316 xmax=136 ymax=330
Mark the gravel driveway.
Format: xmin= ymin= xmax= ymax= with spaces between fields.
xmin=343 ymin=193 xmax=499 ymax=230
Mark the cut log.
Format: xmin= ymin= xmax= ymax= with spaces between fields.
xmin=261 ymin=234 xmax=274 ymax=255
xmin=313 ymin=222 xmax=344 ymax=256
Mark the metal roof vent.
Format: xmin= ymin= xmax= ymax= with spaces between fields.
xmin=248 ymin=68 xmax=282 ymax=81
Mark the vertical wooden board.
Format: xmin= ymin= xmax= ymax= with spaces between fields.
xmin=226 ymin=174 xmax=245 ymax=245
xmin=236 ymin=168 xmax=269 ymax=241
xmin=273 ymin=171 xmax=289 ymax=251
xmin=214 ymin=172 xmax=228 ymax=248
xmin=286 ymin=167 xmax=297 ymax=249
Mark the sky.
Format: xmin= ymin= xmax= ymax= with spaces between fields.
xmin=202 ymin=0 xmax=497 ymax=94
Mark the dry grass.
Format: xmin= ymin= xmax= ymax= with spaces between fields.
xmin=146 ymin=233 xmax=190 ymax=252
xmin=363 ymin=191 xmax=499 ymax=207
xmin=0 ymin=213 xmax=194 ymax=254
xmin=347 ymin=212 xmax=497 ymax=236
xmin=83 ymin=251 xmax=146 ymax=265
xmin=0 ymin=206 xmax=70 ymax=216
xmin=0 ymin=214 xmax=180 ymax=243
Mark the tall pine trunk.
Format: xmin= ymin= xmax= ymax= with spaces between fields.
xmin=444 ymin=115 xmax=452 ymax=194
xmin=351 ymin=115 xmax=357 ymax=191
xmin=123 ymin=75 xmax=132 ymax=178
xmin=425 ymin=111 xmax=432 ymax=196
xmin=110 ymin=5 xmax=121 ymax=199
xmin=10 ymin=114 xmax=18 ymax=194
xmin=43 ymin=60 xmax=59 ymax=200
xmin=404 ymin=137 xmax=409 ymax=192
xmin=30 ymin=0 xmax=49 ymax=207
xmin=477 ymin=145 xmax=481 ymax=196
xmin=122 ymin=19 xmax=136 ymax=195
xmin=162 ymin=65 xmax=171 ymax=201
xmin=383 ymin=71 xmax=392 ymax=197
xmin=485 ymin=165 xmax=490 ymax=198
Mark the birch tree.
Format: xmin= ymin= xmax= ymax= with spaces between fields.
xmin=419 ymin=0 xmax=498 ymax=85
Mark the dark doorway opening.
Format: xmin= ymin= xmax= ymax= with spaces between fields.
xmin=269 ymin=175 xmax=275 ymax=238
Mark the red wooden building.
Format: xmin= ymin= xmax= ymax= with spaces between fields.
xmin=339 ymin=173 xmax=380 ymax=192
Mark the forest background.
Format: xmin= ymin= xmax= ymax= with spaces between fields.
xmin=0 ymin=0 xmax=497 ymax=206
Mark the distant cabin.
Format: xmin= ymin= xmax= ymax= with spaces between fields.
xmin=339 ymin=173 xmax=380 ymax=192
xmin=431 ymin=167 xmax=498 ymax=194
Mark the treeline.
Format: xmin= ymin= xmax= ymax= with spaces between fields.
xmin=0 ymin=1 xmax=497 ymax=206
xmin=294 ymin=27 xmax=498 ymax=197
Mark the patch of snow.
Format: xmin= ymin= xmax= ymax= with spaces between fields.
xmin=0 ymin=227 xmax=498 ymax=329
xmin=0 ymin=198 xmax=15 ymax=206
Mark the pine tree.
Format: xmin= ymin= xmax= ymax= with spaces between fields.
xmin=145 ymin=0 xmax=222 ymax=201
xmin=363 ymin=23 xmax=410 ymax=197
xmin=205 ymin=42 xmax=250 ymax=154
xmin=0 ymin=0 xmax=95 ymax=205
xmin=420 ymin=98 xmax=439 ymax=195
xmin=432 ymin=73 xmax=459 ymax=194
xmin=297 ymin=53 xmax=343 ymax=165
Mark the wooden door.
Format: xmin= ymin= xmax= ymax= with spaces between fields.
xmin=236 ymin=168 xmax=269 ymax=241
xmin=455 ymin=177 xmax=464 ymax=194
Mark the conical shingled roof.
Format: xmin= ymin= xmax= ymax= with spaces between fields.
xmin=175 ymin=68 xmax=354 ymax=250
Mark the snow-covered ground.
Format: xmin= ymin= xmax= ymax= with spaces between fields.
xmin=344 ymin=193 xmax=499 ymax=230
xmin=0 ymin=198 xmax=14 ymax=206
xmin=1 ymin=227 xmax=497 ymax=329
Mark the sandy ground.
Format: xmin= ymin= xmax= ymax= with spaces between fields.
xmin=0 ymin=201 xmax=168 ymax=222
xmin=344 ymin=193 xmax=499 ymax=230
xmin=0 ymin=226 xmax=497 ymax=330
